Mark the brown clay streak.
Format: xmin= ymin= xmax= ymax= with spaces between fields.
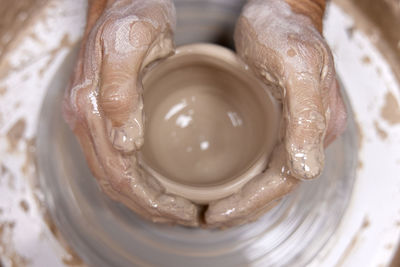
xmin=285 ymin=0 xmax=326 ymax=33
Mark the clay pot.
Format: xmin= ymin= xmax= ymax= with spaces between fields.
xmin=139 ymin=43 xmax=281 ymax=204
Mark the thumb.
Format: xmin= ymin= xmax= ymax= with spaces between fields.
xmin=99 ymin=19 xmax=174 ymax=153
xmin=284 ymin=69 xmax=326 ymax=180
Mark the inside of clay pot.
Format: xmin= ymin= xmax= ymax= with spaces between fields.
xmin=140 ymin=45 xmax=280 ymax=191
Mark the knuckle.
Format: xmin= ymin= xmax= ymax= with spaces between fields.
xmin=287 ymin=37 xmax=325 ymax=63
xmin=66 ymin=80 xmax=93 ymax=118
xmin=130 ymin=21 xmax=153 ymax=46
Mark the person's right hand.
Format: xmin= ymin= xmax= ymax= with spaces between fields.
xmin=63 ymin=0 xmax=200 ymax=226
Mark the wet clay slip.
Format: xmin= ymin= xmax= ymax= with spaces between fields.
xmin=139 ymin=44 xmax=282 ymax=204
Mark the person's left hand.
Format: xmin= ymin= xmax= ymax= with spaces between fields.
xmin=205 ymin=0 xmax=347 ymax=227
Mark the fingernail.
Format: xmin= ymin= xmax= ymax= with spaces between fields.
xmin=110 ymin=122 xmax=144 ymax=153
xmin=288 ymin=145 xmax=324 ymax=180
xmin=107 ymin=101 xmax=144 ymax=153
xmin=112 ymin=128 xmax=132 ymax=152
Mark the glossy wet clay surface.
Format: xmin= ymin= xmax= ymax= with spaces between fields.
xmin=141 ymin=50 xmax=280 ymax=187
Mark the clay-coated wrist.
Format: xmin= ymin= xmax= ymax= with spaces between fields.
xmin=85 ymin=0 xmax=108 ymax=36
xmin=284 ymin=0 xmax=326 ymax=33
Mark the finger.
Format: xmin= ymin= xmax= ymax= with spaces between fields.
xmin=63 ymin=100 xmax=106 ymax=185
xmin=234 ymin=2 xmax=335 ymax=180
xmin=98 ymin=1 xmax=175 ymax=153
xmin=85 ymin=106 xmax=199 ymax=226
xmin=205 ymin=145 xmax=299 ymax=228
xmin=284 ymin=73 xmax=326 ymax=180
xmin=78 ymin=95 xmax=200 ymax=225
xmin=282 ymin=37 xmax=335 ymax=180
xmin=64 ymin=56 xmax=198 ymax=226
xmin=64 ymin=0 xmax=197 ymax=226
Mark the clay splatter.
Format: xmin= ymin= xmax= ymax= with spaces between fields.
xmin=6 ymin=119 xmax=26 ymax=152
xmin=376 ymin=67 xmax=382 ymax=77
xmin=0 ymin=86 xmax=6 ymax=96
xmin=361 ymin=55 xmax=371 ymax=64
xmin=39 ymin=34 xmax=74 ymax=77
xmin=355 ymin=116 xmax=364 ymax=150
xmin=0 ymin=221 xmax=29 ymax=267
xmin=19 ymin=200 xmax=29 ymax=213
xmin=0 ymin=164 xmax=15 ymax=190
xmin=335 ymin=216 xmax=370 ymax=266
xmin=358 ymin=160 xmax=364 ymax=169
xmin=374 ymin=120 xmax=388 ymax=140
xmin=361 ymin=216 xmax=370 ymax=229
xmin=381 ymin=92 xmax=400 ymax=125
xmin=41 ymin=212 xmax=84 ymax=266
xmin=346 ymin=26 xmax=355 ymax=39
xmin=21 ymin=138 xmax=36 ymax=175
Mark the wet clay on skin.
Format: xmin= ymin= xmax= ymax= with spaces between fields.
xmin=65 ymin=0 xmax=344 ymax=228
xmin=204 ymin=0 xmax=346 ymax=227
xmin=65 ymin=0 xmax=202 ymax=227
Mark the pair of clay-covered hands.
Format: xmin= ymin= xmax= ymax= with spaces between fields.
xmin=63 ymin=0 xmax=347 ymax=228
